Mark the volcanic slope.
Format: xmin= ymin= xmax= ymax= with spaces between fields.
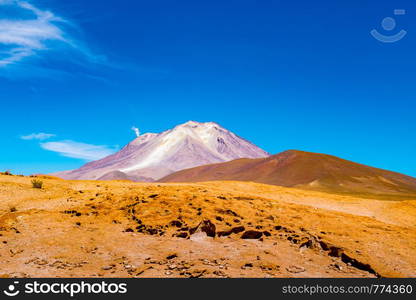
xmin=161 ymin=150 xmax=416 ymax=199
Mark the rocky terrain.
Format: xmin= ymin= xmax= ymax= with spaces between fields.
xmin=0 ymin=174 xmax=415 ymax=278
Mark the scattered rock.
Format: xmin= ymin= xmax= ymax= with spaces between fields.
xmin=242 ymin=263 xmax=253 ymax=269
xmin=216 ymin=209 xmax=239 ymax=217
xmin=340 ymin=253 xmax=379 ymax=277
xmin=190 ymin=220 xmax=216 ymax=238
xmin=146 ymin=228 xmax=158 ymax=235
xmin=169 ymin=220 xmax=182 ymax=227
xmin=241 ymin=230 xmax=263 ymax=239
xmin=328 ymin=246 xmax=343 ymax=257
xmin=217 ymin=226 xmax=245 ymax=237
xmin=213 ymin=270 xmax=227 ymax=277
xmin=136 ymin=265 xmax=152 ymax=275
xmin=189 ymin=268 xmax=208 ymax=278
xmin=260 ymin=263 xmax=279 ymax=272
xmin=299 ymin=237 xmax=320 ymax=249
xmin=166 ymin=253 xmax=178 ymax=260
xmin=319 ymin=241 xmax=330 ymax=251
xmin=174 ymin=232 xmax=188 ymax=239
xmin=234 ymin=196 xmax=253 ymax=201
xmin=286 ymin=265 xmax=305 ymax=273
xmin=231 ymin=226 xmax=245 ymax=234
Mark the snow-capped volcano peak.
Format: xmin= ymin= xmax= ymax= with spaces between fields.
xmin=54 ymin=121 xmax=269 ymax=181
xmin=129 ymin=132 xmax=158 ymax=146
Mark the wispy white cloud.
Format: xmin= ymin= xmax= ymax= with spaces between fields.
xmin=40 ymin=140 xmax=118 ymax=161
xmin=0 ymin=1 xmax=67 ymax=66
xmin=20 ymin=132 xmax=55 ymax=140
xmin=0 ymin=0 xmax=103 ymax=69
xmin=131 ymin=126 xmax=140 ymax=137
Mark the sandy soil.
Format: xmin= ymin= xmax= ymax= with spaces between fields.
xmin=0 ymin=175 xmax=415 ymax=278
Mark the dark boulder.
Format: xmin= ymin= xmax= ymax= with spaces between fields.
xmin=217 ymin=226 xmax=245 ymax=237
xmin=169 ymin=220 xmax=183 ymax=228
xmin=241 ymin=230 xmax=263 ymax=239
xmin=190 ymin=220 xmax=216 ymax=238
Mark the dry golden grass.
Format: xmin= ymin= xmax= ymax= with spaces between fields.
xmin=0 ymin=175 xmax=415 ymax=278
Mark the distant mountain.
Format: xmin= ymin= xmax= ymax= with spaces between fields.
xmin=160 ymin=150 xmax=416 ymax=198
xmin=53 ymin=121 xmax=269 ymax=181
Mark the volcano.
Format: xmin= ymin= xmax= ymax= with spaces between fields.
xmin=53 ymin=121 xmax=269 ymax=181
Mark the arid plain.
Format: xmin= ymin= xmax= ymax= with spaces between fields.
xmin=0 ymin=174 xmax=415 ymax=278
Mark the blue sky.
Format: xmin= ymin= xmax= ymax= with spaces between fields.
xmin=0 ymin=0 xmax=415 ymax=177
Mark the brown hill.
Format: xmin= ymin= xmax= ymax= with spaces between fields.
xmin=160 ymin=150 xmax=416 ymax=198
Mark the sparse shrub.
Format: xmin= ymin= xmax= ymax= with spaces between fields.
xmin=1 ymin=170 xmax=12 ymax=176
xmin=31 ymin=179 xmax=43 ymax=189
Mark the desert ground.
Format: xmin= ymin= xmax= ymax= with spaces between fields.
xmin=0 ymin=174 xmax=415 ymax=278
